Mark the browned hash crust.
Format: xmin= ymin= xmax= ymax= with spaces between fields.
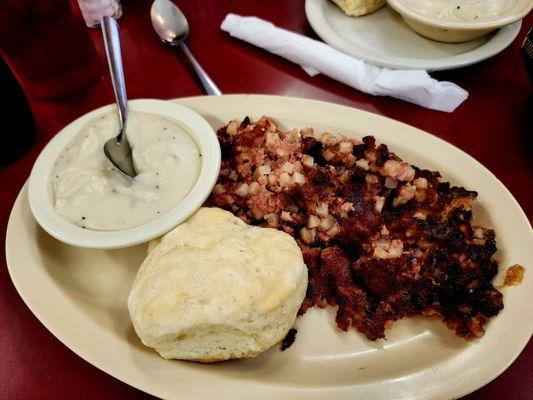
xmin=208 ymin=116 xmax=503 ymax=341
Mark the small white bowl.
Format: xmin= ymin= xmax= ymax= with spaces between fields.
xmin=28 ymin=99 xmax=221 ymax=249
xmin=387 ymin=0 xmax=533 ymax=43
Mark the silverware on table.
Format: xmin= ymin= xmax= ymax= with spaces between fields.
xmin=101 ymin=16 xmax=137 ymax=179
xmin=150 ymin=0 xmax=222 ymax=96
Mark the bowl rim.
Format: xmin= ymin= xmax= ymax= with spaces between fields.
xmin=387 ymin=0 xmax=532 ymax=30
xmin=28 ymin=98 xmax=221 ymax=249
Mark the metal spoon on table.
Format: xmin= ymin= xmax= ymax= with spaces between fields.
xmin=150 ymin=0 xmax=222 ymax=96
xmin=101 ymin=16 xmax=137 ymax=178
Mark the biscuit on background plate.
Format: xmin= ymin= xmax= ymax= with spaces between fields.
xmin=331 ymin=0 xmax=385 ymax=17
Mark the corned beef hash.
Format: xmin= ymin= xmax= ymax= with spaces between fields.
xmin=208 ymin=116 xmax=503 ymax=341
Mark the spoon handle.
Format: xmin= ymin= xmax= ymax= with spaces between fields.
xmin=180 ymin=43 xmax=222 ymax=96
xmin=101 ymin=16 xmax=128 ymax=140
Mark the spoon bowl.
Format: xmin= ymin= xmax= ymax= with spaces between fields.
xmin=103 ymin=137 xmax=136 ymax=180
xmin=151 ymin=0 xmax=189 ymax=44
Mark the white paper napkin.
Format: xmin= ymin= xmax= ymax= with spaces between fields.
xmin=221 ymin=14 xmax=469 ymax=112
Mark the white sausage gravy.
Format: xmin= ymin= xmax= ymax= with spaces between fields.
xmin=51 ymin=111 xmax=201 ymax=231
xmin=399 ymin=0 xmax=516 ymax=22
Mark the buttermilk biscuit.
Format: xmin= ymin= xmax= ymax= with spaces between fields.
xmin=331 ymin=0 xmax=385 ymax=17
xmin=128 ymin=207 xmax=307 ymax=362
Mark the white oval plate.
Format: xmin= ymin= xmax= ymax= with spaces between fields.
xmin=27 ymin=99 xmax=221 ymax=249
xmin=305 ymin=0 xmax=522 ymax=71
xmin=6 ymin=95 xmax=533 ymax=400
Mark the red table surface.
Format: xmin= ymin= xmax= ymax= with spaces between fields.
xmin=1 ymin=0 xmax=531 ymax=398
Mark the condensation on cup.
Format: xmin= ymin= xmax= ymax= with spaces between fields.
xmin=77 ymin=0 xmax=122 ymax=28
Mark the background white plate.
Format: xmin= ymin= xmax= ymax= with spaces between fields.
xmin=6 ymin=95 xmax=533 ymax=400
xmin=305 ymin=0 xmax=522 ymax=71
